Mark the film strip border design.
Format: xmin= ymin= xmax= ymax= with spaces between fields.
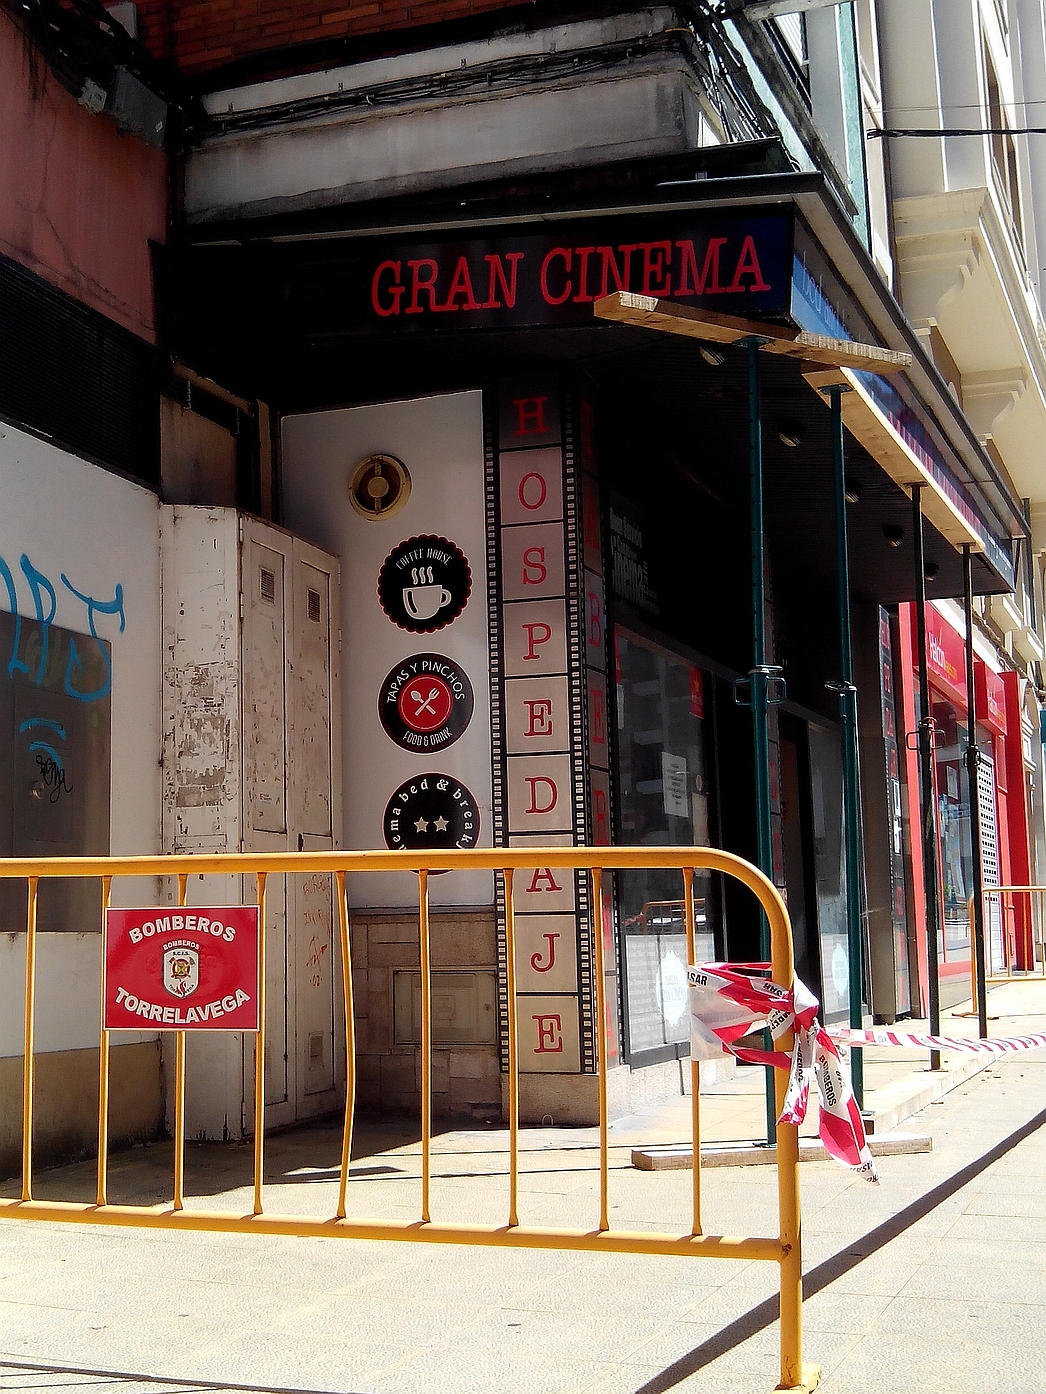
xmin=484 ymin=385 xmax=511 ymax=1065
xmin=488 ymin=373 xmax=599 ymax=1077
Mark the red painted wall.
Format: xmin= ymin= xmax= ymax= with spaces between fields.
xmin=1001 ymin=671 xmax=1034 ymax=969
xmin=0 ymin=10 xmax=167 ymax=341
xmin=136 ymin=0 xmax=523 ymax=73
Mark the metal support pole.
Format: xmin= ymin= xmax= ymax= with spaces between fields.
xmin=963 ymin=545 xmax=989 ymax=1039
xmin=828 ymin=385 xmax=864 ymax=1107
xmin=912 ymin=485 xmax=942 ymax=1068
xmin=743 ymin=336 xmax=778 ymax=1144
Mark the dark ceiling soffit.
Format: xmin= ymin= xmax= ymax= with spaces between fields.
xmin=183 ymin=0 xmax=679 ymax=95
xmin=179 ymin=163 xmax=1025 ymax=550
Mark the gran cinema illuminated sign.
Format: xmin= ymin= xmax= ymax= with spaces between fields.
xmin=364 ymin=211 xmax=793 ymax=330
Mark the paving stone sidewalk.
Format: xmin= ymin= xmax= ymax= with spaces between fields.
xmin=1 ymin=979 xmax=1045 ymax=1394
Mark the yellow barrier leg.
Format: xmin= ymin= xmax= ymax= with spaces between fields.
xmin=253 ymin=871 xmax=267 ymax=1217
xmin=335 ymin=870 xmax=356 ymax=1221
xmin=21 ymin=876 xmax=39 ymax=1202
xmin=96 ymin=875 xmax=112 ymax=1208
xmin=503 ymin=868 xmax=520 ymax=1229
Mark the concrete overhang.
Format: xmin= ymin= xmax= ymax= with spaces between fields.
xmin=893 ymin=186 xmax=1046 ymax=508
xmin=184 ymin=9 xmax=706 ymax=226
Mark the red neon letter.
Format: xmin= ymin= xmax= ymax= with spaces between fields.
xmin=639 ymin=241 xmax=673 ymax=295
xmin=675 ymin=238 xmax=728 ymax=296
xmin=522 ymin=621 xmax=552 ymax=659
xmin=524 ymin=698 xmax=554 ymax=736
xmin=405 ymin=259 xmax=442 ymax=314
xmin=530 ymin=933 xmax=560 ymax=973
xmin=540 ymin=247 xmax=572 ymax=305
xmin=533 ymin=1014 xmax=564 ymax=1052
xmin=512 ymin=397 xmax=549 ymax=436
xmin=526 ymin=867 xmax=563 ymax=894
xmin=587 ymin=590 xmax=603 ymax=647
xmin=525 ymin=776 xmax=558 ymax=814
xmin=371 ymin=260 xmax=404 ymax=317
xmin=572 ymin=246 xmax=596 ymax=303
xmin=593 ymin=787 xmax=609 ymax=844
xmin=442 ymin=256 xmax=481 ymax=311
xmin=482 ymin=252 xmax=524 ymax=308
xmin=596 ymin=245 xmax=638 ymax=299
xmin=518 ymin=472 xmax=548 ymax=510
xmin=522 ymin=547 xmax=548 ymax=585
xmin=727 ymin=235 xmax=771 ymax=292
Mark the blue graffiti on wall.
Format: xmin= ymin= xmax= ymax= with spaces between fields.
xmin=0 ymin=551 xmax=125 ymax=701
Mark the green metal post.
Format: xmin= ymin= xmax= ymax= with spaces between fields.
xmin=828 ymin=386 xmax=864 ymax=1107
xmin=743 ymin=336 xmax=778 ymax=1145
xmin=962 ymin=545 xmax=989 ymax=1038
xmin=912 ymin=485 xmax=943 ymax=1068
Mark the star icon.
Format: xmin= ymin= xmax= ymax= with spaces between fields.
xmin=433 ymin=816 xmax=449 ymax=832
xmin=414 ymin=817 xmax=429 ymax=833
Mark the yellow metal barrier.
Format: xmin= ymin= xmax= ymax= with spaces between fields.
xmin=0 ymin=847 xmax=819 ymax=1394
xmin=966 ymin=888 xmax=1046 ymax=1009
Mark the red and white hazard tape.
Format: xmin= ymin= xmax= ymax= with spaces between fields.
xmin=688 ymin=964 xmax=878 ymax=1181
xmin=830 ymin=1027 xmax=1046 ymax=1056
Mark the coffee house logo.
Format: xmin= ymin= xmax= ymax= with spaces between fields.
xmin=383 ymin=773 xmax=480 ymax=851
xmin=377 ymin=535 xmax=471 ymax=633
xmin=378 ymin=653 xmax=475 ymax=751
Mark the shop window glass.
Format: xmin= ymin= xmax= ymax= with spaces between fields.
xmin=807 ymin=724 xmax=850 ymax=1021
xmin=614 ymin=630 xmax=716 ymax=1061
xmin=933 ymin=697 xmax=973 ymax=957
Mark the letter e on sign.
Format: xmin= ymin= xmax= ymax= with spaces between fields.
xmin=103 ymin=906 xmax=261 ymax=1031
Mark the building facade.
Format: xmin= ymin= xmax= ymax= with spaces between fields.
xmin=3 ymin=0 xmax=1046 ymax=1167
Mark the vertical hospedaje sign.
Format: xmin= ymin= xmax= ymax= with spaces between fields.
xmin=492 ymin=376 xmax=606 ymax=1076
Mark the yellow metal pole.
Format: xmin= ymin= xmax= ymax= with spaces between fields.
xmin=766 ymin=870 xmax=817 ymax=1391
xmin=968 ymin=895 xmax=978 ymax=1017
xmin=172 ymin=874 xmax=188 ymax=1212
xmin=418 ymin=869 xmax=432 ymax=1225
xmin=96 ymin=876 xmax=113 ymax=1208
xmin=591 ymin=868 xmax=609 ymax=1234
xmin=21 ymin=877 xmax=39 ymax=1203
xmin=0 ymin=1196 xmax=786 ymax=1260
xmin=682 ymin=867 xmax=701 ymax=1237
xmin=503 ymin=868 xmax=519 ymax=1229
xmin=253 ymin=871 xmax=267 ymax=1217
xmin=335 ymin=871 xmax=356 ymax=1221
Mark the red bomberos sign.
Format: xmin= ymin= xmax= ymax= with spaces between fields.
xmin=104 ymin=906 xmax=261 ymax=1030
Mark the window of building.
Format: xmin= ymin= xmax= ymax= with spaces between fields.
xmin=766 ymin=14 xmax=811 ymax=103
xmin=613 ymin=629 xmax=718 ymax=1063
xmin=932 ymin=696 xmax=975 ymax=959
xmin=985 ymin=46 xmax=1023 ymax=248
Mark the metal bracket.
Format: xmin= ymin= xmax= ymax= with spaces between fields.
xmin=825 ymin=680 xmax=858 ymax=695
xmin=733 ymin=665 xmax=786 ymax=708
xmin=905 ymin=718 xmax=940 ymax=751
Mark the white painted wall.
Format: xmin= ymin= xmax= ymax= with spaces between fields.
xmin=0 ymin=423 xmax=162 ymax=1057
xmin=281 ymin=391 xmax=493 ymax=909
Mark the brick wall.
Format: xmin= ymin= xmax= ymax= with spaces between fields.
xmin=349 ymin=908 xmax=502 ymax=1121
xmin=135 ymin=1 xmax=527 ymax=75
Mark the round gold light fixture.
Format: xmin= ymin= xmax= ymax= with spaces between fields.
xmin=348 ymin=453 xmax=411 ymax=520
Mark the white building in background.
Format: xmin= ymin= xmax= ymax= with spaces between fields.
xmin=870 ymin=0 xmax=1046 ymax=973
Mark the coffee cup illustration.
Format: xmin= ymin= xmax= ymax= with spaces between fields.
xmin=402 ymin=585 xmax=453 ymax=621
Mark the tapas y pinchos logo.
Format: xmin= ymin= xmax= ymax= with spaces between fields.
xmin=378 ymin=653 xmax=474 ymax=751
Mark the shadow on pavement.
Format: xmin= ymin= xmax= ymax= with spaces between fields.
xmin=632 ymin=1102 xmax=1046 ymax=1394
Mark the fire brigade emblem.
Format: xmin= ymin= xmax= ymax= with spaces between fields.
xmin=163 ymin=942 xmax=200 ymax=999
